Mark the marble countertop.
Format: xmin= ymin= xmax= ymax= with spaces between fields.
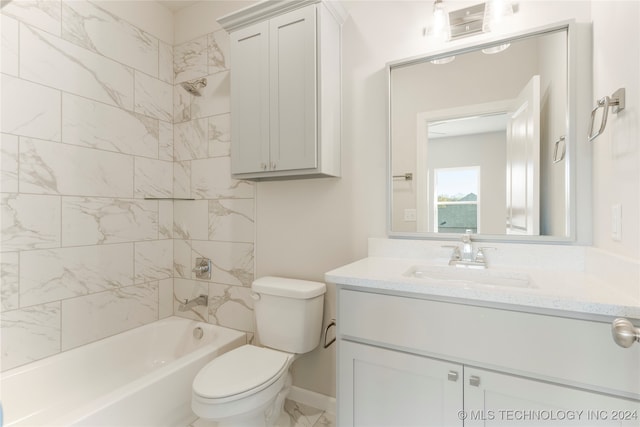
xmin=325 ymin=257 xmax=640 ymax=320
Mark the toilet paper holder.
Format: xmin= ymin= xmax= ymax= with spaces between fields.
xmin=323 ymin=319 xmax=336 ymax=349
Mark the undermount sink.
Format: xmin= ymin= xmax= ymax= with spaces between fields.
xmin=403 ymin=265 xmax=533 ymax=289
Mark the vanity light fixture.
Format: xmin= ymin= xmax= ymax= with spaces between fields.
xmin=481 ymin=0 xmax=514 ymax=53
xmin=482 ymin=0 xmax=514 ymax=33
xmin=427 ymin=0 xmax=516 ymax=55
xmin=428 ymin=0 xmax=455 ymax=64
xmin=430 ymin=0 xmax=451 ymax=42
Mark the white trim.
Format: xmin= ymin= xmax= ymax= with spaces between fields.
xmin=289 ymin=386 xmax=336 ymax=415
xmin=218 ymin=0 xmax=346 ymax=33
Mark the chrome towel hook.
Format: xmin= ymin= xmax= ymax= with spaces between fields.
xmin=588 ymin=88 xmax=625 ymax=142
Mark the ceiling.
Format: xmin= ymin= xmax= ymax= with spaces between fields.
xmin=156 ymin=0 xmax=199 ymax=12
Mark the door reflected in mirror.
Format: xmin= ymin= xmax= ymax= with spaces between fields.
xmin=390 ymin=26 xmax=570 ymax=239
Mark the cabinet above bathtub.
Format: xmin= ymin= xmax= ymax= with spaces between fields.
xmin=218 ymin=0 xmax=345 ymax=181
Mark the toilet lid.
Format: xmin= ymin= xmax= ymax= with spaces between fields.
xmin=193 ymin=345 xmax=289 ymax=399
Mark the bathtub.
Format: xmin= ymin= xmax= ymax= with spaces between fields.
xmin=1 ymin=316 xmax=246 ymax=426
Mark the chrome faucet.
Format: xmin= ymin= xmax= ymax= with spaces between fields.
xmin=460 ymin=230 xmax=474 ymax=261
xmin=178 ymin=294 xmax=208 ymax=312
xmin=444 ymin=230 xmax=493 ymax=269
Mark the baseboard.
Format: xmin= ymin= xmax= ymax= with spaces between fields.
xmin=289 ymin=386 xmax=336 ymax=415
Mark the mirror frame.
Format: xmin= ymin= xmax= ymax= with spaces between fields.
xmin=387 ymin=20 xmax=592 ymax=244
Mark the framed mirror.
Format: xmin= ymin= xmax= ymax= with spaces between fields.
xmin=388 ymin=22 xmax=591 ymax=242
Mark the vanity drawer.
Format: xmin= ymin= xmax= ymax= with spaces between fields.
xmin=338 ymin=288 xmax=640 ymax=398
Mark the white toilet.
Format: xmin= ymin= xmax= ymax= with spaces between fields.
xmin=192 ymin=276 xmax=326 ymax=427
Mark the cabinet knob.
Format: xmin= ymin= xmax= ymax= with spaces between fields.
xmin=260 ymin=162 xmax=267 ymax=171
xmin=271 ymin=161 xmax=277 ymax=170
xmin=469 ymin=375 xmax=481 ymax=387
xmin=612 ymin=318 xmax=640 ymax=348
xmin=447 ymin=371 xmax=459 ymax=382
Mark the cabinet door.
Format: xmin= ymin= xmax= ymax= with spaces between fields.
xmin=339 ymin=341 xmax=463 ymax=427
xmin=464 ymin=367 xmax=640 ymax=426
xmin=269 ymin=5 xmax=318 ymax=172
xmin=230 ymin=21 xmax=270 ymax=174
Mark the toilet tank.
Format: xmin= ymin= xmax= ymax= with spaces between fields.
xmin=252 ymin=277 xmax=326 ymax=354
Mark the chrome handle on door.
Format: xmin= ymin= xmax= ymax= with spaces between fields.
xmin=448 ymin=371 xmax=459 ymax=382
xmin=612 ymin=318 xmax=640 ymax=348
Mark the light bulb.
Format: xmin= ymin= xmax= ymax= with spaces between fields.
xmin=483 ymin=0 xmax=513 ymax=33
xmin=432 ymin=0 xmax=450 ymax=41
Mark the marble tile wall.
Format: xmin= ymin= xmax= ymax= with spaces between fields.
xmin=172 ymin=25 xmax=256 ymax=336
xmin=1 ymin=0 xmax=256 ymax=372
xmin=0 ymin=0 xmax=175 ymax=371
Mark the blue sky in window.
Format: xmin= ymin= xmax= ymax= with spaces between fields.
xmin=436 ymin=167 xmax=479 ymax=199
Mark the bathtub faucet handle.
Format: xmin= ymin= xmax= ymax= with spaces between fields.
xmin=192 ymin=257 xmax=211 ymax=280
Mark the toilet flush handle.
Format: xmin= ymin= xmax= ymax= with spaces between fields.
xmin=250 ymin=292 xmax=260 ymax=301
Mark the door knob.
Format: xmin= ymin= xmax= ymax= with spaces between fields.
xmin=611 ymin=318 xmax=640 ymax=348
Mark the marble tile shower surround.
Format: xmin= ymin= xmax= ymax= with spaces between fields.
xmin=0 ymin=0 xmax=255 ymax=371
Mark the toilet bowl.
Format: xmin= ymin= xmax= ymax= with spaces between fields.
xmin=192 ymin=277 xmax=326 ymax=427
xmin=192 ymin=345 xmax=294 ymax=426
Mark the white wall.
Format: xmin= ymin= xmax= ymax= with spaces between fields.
xmin=591 ymin=1 xmax=640 ymax=259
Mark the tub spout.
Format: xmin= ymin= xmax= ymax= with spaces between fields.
xmin=178 ymin=294 xmax=208 ymax=312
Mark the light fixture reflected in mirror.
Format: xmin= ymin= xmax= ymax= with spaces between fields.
xmin=430 ymin=56 xmax=456 ymax=65
xmin=482 ymin=43 xmax=511 ymax=54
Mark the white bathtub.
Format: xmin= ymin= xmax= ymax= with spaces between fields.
xmin=1 ymin=316 xmax=246 ymax=426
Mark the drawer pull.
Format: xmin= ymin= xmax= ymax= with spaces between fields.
xmin=447 ymin=371 xmax=459 ymax=382
xmin=612 ymin=318 xmax=640 ymax=348
xmin=469 ymin=375 xmax=481 ymax=387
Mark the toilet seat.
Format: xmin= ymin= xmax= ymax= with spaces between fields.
xmin=193 ymin=345 xmax=290 ymax=403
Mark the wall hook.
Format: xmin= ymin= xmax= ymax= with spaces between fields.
xmin=588 ymin=88 xmax=625 ymax=142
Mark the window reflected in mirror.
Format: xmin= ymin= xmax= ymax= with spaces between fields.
xmin=434 ymin=167 xmax=479 ymax=234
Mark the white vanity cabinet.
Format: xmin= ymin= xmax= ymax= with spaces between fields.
xmin=340 ymin=340 xmax=463 ymax=426
xmin=463 ymin=367 xmax=640 ymax=426
xmin=219 ymin=0 xmax=343 ymax=180
xmin=337 ymin=288 xmax=640 ymax=426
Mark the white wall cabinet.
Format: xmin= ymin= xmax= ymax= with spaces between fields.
xmin=337 ymin=289 xmax=640 ymax=426
xmin=220 ymin=0 xmax=343 ymax=180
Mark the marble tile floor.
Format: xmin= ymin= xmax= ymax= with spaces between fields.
xmin=189 ymin=399 xmax=335 ymax=427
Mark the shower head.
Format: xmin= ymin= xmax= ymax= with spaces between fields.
xmin=180 ymin=78 xmax=207 ymax=96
